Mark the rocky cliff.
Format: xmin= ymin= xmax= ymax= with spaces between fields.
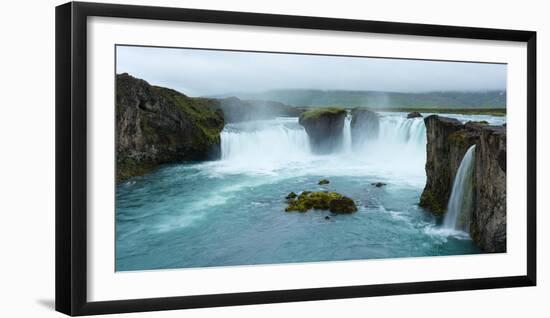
xmin=350 ymin=108 xmax=379 ymax=147
xmin=419 ymin=115 xmax=476 ymax=214
xmin=471 ymin=125 xmax=507 ymax=252
xmin=298 ymin=107 xmax=347 ymax=154
xmin=116 ymin=73 xmax=224 ymax=182
xmin=420 ymin=115 xmax=506 ymax=252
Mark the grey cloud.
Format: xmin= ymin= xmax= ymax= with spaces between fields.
xmin=116 ymin=45 xmax=506 ymax=97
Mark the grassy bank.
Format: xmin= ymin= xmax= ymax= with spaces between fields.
xmin=373 ymin=107 xmax=506 ymax=116
xmin=299 ymin=107 xmax=346 ymax=121
xmin=296 ymin=106 xmax=506 ymax=117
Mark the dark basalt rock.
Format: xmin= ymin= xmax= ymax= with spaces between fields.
xmin=419 ymin=116 xmax=487 ymax=215
xmin=407 ymin=111 xmax=423 ymax=119
xmin=371 ymin=182 xmax=387 ymax=188
xmin=116 ymin=73 xmax=225 ymax=182
xmin=497 ymin=150 xmax=506 ymax=172
xmin=350 ymin=108 xmax=380 ymax=147
xmin=420 ymin=115 xmax=507 ymax=252
xmin=299 ymin=108 xmax=347 ymax=154
xmin=318 ymin=179 xmax=330 ymax=185
xmin=419 ymin=115 xmax=473 ymax=215
xmin=471 ymin=125 xmax=506 ymax=252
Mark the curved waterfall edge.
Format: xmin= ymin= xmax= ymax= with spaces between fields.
xmin=219 ymin=116 xmax=427 ymax=163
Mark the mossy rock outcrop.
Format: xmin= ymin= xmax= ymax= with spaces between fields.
xmin=116 ymin=73 xmax=225 ymax=182
xmin=285 ymin=191 xmax=357 ymax=214
xmin=299 ymin=107 xmax=347 ymax=154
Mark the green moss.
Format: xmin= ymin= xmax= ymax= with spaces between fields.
xmin=140 ymin=117 xmax=156 ymax=137
xmin=299 ymin=107 xmax=346 ymax=122
xmin=285 ymin=191 xmax=357 ymax=213
xmin=419 ymin=190 xmax=445 ymax=215
xmin=116 ymin=157 xmax=156 ymax=183
xmin=374 ymin=108 xmax=506 ymax=117
xmin=329 ymin=197 xmax=358 ymax=213
xmin=466 ymin=120 xmax=489 ymax=125
xmin=151 ymin=86 xmax=224 ymax=146
xmin=286 ymin=192 xmax=298 ymax=199
xmin=116 ymin=74 xmax=225 ymax=183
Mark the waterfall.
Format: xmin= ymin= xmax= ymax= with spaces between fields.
xmin=349 ymin=114 xmax=426 ymax=152
xmin=378 ymin=116 xmax=426 ymax=150
xmin=219 ymin=114 xmax=428 ymax=174
xmin=443 ymin=145 xmax=476 ymax=232
xmin=342 ymin=114 xmax=352 ymax=153
xmin=348 ymin=115 xmax=426 ymax=168
xmin=221 ymin=118 xmax=310 ymax=164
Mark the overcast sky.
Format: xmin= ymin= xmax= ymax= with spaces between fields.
xmin=116 ymin=46 xmax=507 ymax=97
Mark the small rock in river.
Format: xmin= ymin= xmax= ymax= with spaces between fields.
xmin=407 ymin=111 xmax=423 ymax=119
xmin=371 ymin=182 xmax=387 ymax=188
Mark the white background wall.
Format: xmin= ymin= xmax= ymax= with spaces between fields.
xmin=0 ymin=0 xmax=547 ymax=316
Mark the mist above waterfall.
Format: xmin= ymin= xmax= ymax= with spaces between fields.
xmin=220 ymin=118 xmax=311 ymax=169
xmin=215 ymin=97 xmax=301 ymax=123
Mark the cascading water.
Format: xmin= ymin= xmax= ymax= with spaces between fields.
xmin=221 ymin=118 xmax=310 ymax=164
xmin=378 ymin=115 xmax=426 ymax=150
xmin=220 ymin=114 xmax=427 ymax=164
xmin=443 ymin=145 xmax=476 ymax=232
xmin=352 ymin=114 xmax=427 ymax=172
xmin=342 ymin=114 xmax=352 ymax=153
xmin=218 ymin=113 xmax=428 ymax=182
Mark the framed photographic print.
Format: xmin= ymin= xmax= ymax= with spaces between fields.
xmin=55 ymin=1 xmax=536 ymax=316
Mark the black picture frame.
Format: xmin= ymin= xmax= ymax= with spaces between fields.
xmin=55 ymin=1 xmax=537 ymax=316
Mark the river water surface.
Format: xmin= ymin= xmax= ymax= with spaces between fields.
xmin=115 ymin=112 xmax=505 ymax=271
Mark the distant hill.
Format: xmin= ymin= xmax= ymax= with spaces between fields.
xmin=205 ymin=96 xmax=302 ymax=123
xmin=211 ymin=89 xmax=506 ymax=109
